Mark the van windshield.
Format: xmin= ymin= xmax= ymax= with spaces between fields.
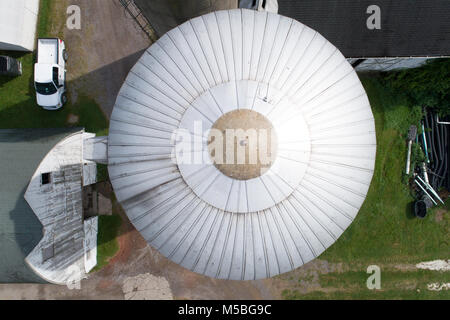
xmin=35 ymin=82 xmax=57 ymax=95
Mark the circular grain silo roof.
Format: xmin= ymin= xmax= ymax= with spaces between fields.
xmin=108 ymin=9 xmax=376 ymax=280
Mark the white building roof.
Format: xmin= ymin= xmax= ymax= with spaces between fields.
xmin=0 ymin=0 xmax=39 ymax=51
xmin=25 ymin=131 xmax=98 ymax=284
xmin=108 ymin=9 xmax=376 ymax=280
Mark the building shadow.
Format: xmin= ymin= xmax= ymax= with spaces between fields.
xmin=3 ymin=187 xmax=45 ymax=283
xmin=67 ymin=48 xmax=147 ymax=119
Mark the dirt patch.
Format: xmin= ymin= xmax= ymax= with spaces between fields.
xmin=96 ymin=181 xmax=113 ymax=197
xmin=267 ymin=259 xmax=348 ymax=297
xmin=49 ymin=0 xmax=69 ymax=37
xmin=394 ymin=280 xmax=418 ymax=290
xmin=435 ymin=209 xmax=445 ymax=222
xmin=123 ymin=273 xmax=173 ymax=300
xmin=67 ymin=113 xmax=79 ymax=124
xmin=393 ymin=263 xmax=417 ymax=272
xmin=438 ymin=189 xmax=449 ymax=201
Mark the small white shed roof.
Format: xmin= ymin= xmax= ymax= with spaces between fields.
xmin=0 ymin=0 xmax=39 ymax=51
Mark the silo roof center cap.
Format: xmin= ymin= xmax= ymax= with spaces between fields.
xmin=208 ymin=109 xmax=278 ymax=180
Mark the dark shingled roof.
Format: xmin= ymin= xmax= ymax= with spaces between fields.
xmin=278 ymin=0 xmax=450 ymax=58
xmin=0 ymin=128 xmax=80 ymax=283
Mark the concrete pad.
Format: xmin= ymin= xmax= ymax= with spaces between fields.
xmin=122 ymin=273 xmax=173 ymax=300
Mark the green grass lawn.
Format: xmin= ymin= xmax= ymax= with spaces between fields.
xmin=322 ymin=76 xmax=448 ymax=263
xmin=282 ymin=75 xmax=449 ymax=300
xmin=93 ymin=214 xmax=122 ymax=272
xmin=37 ymin=0 xmax=53 ymax=38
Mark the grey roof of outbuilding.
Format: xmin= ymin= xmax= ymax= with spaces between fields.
xmin=278 ymin=0 xmax=450 ymax=58
xmin=0 ymin=128 xmax=80 ymax=283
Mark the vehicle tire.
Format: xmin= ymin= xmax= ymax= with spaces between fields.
xmin=63 ymin=49 xmax=68 ymax=62
xmin=61 ymin=93 xmax=68 ymax=105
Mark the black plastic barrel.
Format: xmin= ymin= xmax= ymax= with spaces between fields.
xmin=414 ymin=200 xmax=427 ymax=218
